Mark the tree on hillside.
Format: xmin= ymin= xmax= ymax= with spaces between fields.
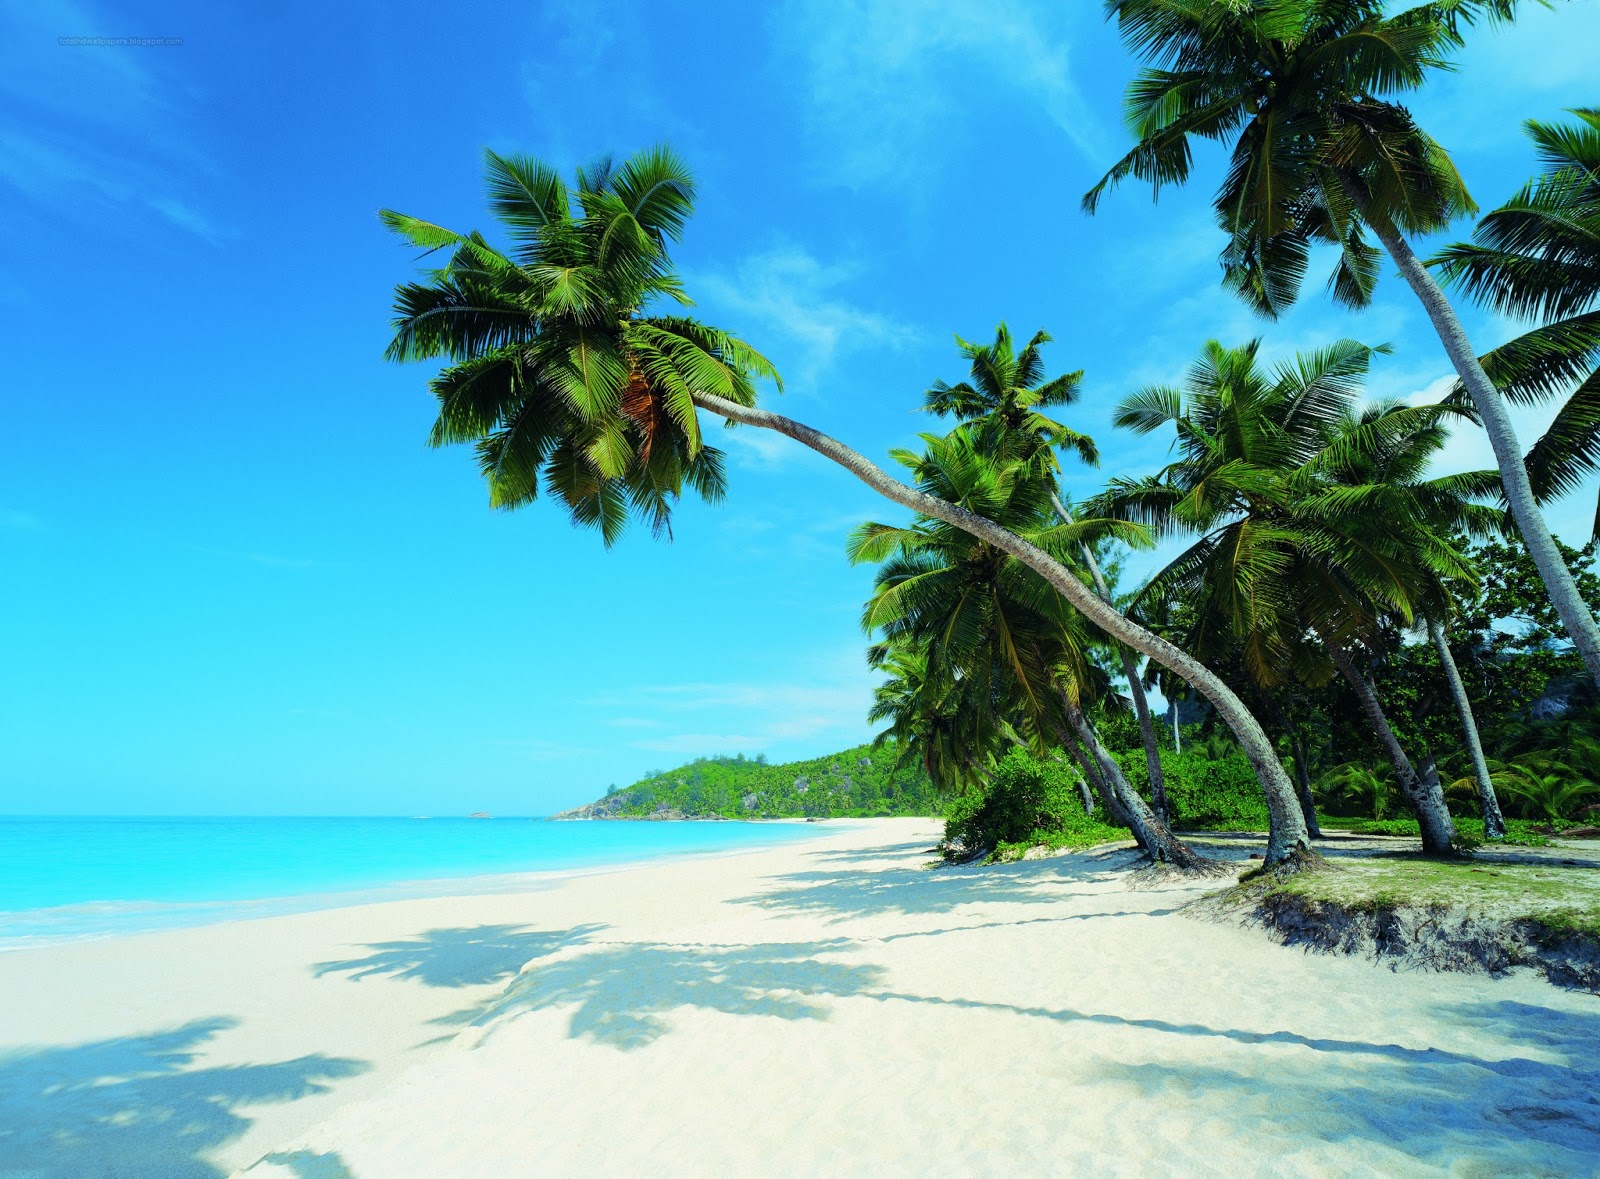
xmin=383 ymin=146 xmax=1315 ymax=867
xmin=1084 ymin=0 xmax=1600 ymax=687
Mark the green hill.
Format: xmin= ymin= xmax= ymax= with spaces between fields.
xmin=555 ymin=741 xmax=940 ymax=820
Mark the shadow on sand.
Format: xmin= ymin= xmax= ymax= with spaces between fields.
xmin=311 ymin=923 xmax=606 ymax=989
xmin=731 ymin=842 xmax=1146 ymax=924
xmin=0 ymin=1018 xmax=365 ymax=1179
xmin=467 ymin=936 xmax=887 ymax=1051
xmin=1082 ymin=996 xmax=1600 ymax=1166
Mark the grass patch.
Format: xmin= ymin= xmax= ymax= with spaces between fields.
xmin=1260 ymin=856 xmax=1600 ymax=935
xmin=1322 ymin=817 xmax=1557 ymax=847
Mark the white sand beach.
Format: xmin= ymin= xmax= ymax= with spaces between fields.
xmin=2 ymin=818 xmax=1597 ymax=1177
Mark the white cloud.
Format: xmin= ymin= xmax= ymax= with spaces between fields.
xmin=0 ymin=509 xmax=44 ymax=532
xmin=487 ymin=738 xmax=598 ymax=762
xmin=1404 ymin=372 xmax=1598 ymax=545
xmin=693 ymin=244 xmax=923 ymax=464
xmin=1414 ymin=0 xmax=1600 ymax=154
xmin=696 ymin=244 xmax=920 ymax=386
xmin=779 ymin=0 xmax=1104 ymax=183
xmin=588 ymin=651 xmax=879 ymax=758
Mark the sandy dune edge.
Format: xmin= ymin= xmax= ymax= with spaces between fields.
xmin=3 ymin=819 xmax=1597 ymax=1177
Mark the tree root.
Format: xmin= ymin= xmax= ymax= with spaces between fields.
xmin=1237 ymin=844 xmax=1332 ymax=883
xmin=1125 ymin=853 xmax=1237 ymax=885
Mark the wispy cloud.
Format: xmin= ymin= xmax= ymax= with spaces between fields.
xmin=695 ymin=243 xmax=920 ymax=390
xmin=778 ymin=0 xmax=1104 ymax=183
xmin=1402 ymin=371 xmax=1598 ymax=545
xmin=0 ymin=0 xmax=220 ymax=238
xmin=0 ymin=509 xmax=45 ymax=532
xmin=588 ymin=653 xmax=878 ymax=757
xmin=487 ymin=738 xmax=598 ymax=762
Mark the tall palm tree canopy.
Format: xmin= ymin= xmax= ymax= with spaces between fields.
xmin=1084 ymin=0 xmax=1522 ymax=318
xmin=924 ymin=325 xmax=1099 ymax=472
xmin=1433 ymin=109 xmax=1600 ymax=534
xmin=851 ymin=433 xmax=1144 ymax=785
xmin=1105 ymin=338 xmax=1500 ymax=682
xmin=383 ymin=146 xmax=780 ymax=544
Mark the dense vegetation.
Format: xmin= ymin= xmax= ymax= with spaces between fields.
xmin=567 ymin=742 xmax=940 ymax=820
xmin=388 ymin=1 xmax=1600 ymax=874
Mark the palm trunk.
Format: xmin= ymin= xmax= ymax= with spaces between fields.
xmin=1074 ymin=773 xmax=1097 ymax=816
xmin=1427 ymin=615 xmax=1507 ymax=839
xmin=1263 ymin=694 xmax=1322 ymax=839
xmin=1287 ymin=733 xmax=1322 ymax=840
xmin=1056 ymin=721 xmax=1128 ymax=827
xmin=692 ymin=390 xmax=1316 ymax=867
xmin=1323 ymin=638 xmax=1458 ymax=855
xmin=1049 ymin=492 xmax=1170 ymax=821
xmin=1064 ymin=700 xmax=1215 ymax=870
xmin=1352 ymin=191 xmax=1600 ymax=687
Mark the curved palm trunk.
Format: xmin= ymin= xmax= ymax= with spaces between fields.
xmin=693 ymin=391 xmax=1313 ymax=866
xmin=1050 ymin=492 xmax=1170 ymax=820
xmin=1427 ymin=616 xmax=1507 ymax=839
xmin=1354 ymin=195 xmax=1600 ymax=687
xmin=1323 ymin=639 xmax=1458 ymax=855
xmin=1064 ymin=700 xmax=1215 ymax=870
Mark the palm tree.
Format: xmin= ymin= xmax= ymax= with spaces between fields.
xmin=1420 ymin=602 xmax=1508 ymax=839
xmin=383 ymin=147 xmax=779 ymax=545
xmin=849 ymin=432 xmax=1217 ymax=869
xmin=386 ymin=145 xmax=1316 ymax=867
xmin=1433 ymin=109 xmax=1600 ymax=538
xmin=1318 ymin=762 xmax=1393 ymax=821
xmin=1109 ymin=338 xmax=1495 ymax=853
xmin=866 ymin=640 xmax=1004 ymax=796
xmin=923 ymin=324 xmax=1173 ymax=820
xmin=1491 ymin=757 xmax=1600 ymax=826
xmin=1084 ymin=0 xmax=1600 ymax=687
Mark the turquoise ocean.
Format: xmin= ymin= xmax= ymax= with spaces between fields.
xmin=0 ymin=816 xmax=835 ymax=950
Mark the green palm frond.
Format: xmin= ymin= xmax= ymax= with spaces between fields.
xmin=384 ymin=144 xmax=781 ymax=547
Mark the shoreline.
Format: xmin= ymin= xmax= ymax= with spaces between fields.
xmin=4 ymin=818 xmax=1597 ymax=1177
xmin=0 ymin=817 xmax=863 ymax=953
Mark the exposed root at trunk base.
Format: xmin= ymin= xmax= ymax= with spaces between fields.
xmin=1238 ymin=845 xmax=1331 ymax=882
xmin=1124 ymin=852 xmax=1236 ymax=885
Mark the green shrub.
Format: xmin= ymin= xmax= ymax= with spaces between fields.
xmin=1115 ymin=749 xmax=1269 ymax=830
xmin=943 ymin=748 xmax=1127 ymax=860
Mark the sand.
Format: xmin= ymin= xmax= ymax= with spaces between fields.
xmin=2 ymin=818 xmax=1596 ymax=1177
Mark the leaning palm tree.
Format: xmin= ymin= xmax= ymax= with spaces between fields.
xmin=384 ymin=147 xmax=776 ymax=544
xmin=850 ymin=432 xmax=1217 ymax=869
xmin=1434 ymin=109 xmax=1600 ymax=538
xmin=1083 ymin=0 xmax=1600 ymax=687
xmin=385 ymin=145 xmax=1316 ymax=867
xmin=1109 ymin=338 xmax=1495 ymax=853
xmin=924 ymin=325 xmax=1172 ymax=820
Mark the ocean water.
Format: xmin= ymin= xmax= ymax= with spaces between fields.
xmin=0 ymin=816 xmax=837 ymax=949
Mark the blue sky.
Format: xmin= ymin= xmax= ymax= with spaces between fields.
xmin=3 ymin=0 xmax=1598 ymax=815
